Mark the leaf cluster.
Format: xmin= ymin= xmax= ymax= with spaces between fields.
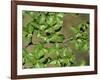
xmin=22 ymin=11 xmax=89 ymax=68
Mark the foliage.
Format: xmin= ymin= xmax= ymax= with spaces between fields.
xmin=70 ymin=22 xmax=89 ymax=51
xmin=22 ymin=11 xmax=89 ymax=68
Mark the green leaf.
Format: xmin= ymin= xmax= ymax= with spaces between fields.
xmin=80 ymin=60 xmax=86 ymax=66
xmin=34 ymin=63 xmax=44 ymax=68
xmin=83 ymin=44 xmax=88 ymax=51
xmin=46 ymin=15 xmax=55 ymax=26
xmin=60 ymin=48 xmax=67 ymax=57
xmin=59 ymin=59 xmax=69 ymax=65
xmin=50 ymin=60 xmax=57 ymax=65
xmin=53 ymin=24 xmax=62 ymax=31
xmin=47 ymin=48 xmax=58 ymax=59
xmin=23 ymin=49 xmax=34 ymax=64
xmin=25 ymin=34 xmax=32 ymax=44
xmin=31 ymin=22 xmax=39 ymax=30
xmin=56 ymin=13 xmax=64 ymax=18
xmin=38 ymin=14 xmax=46 ymax=24
xmin=39 ymin=25 xmax=47 ymax=30
xmin=27 ymin=24 xmax=34 ymax=34
xmin=70 ymin=26 xmax=78 ymax=33
xmin=50 ymin=34 xmax=65 ymax=42
xmin=45 ymin=27 xmax=55 ymax=33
